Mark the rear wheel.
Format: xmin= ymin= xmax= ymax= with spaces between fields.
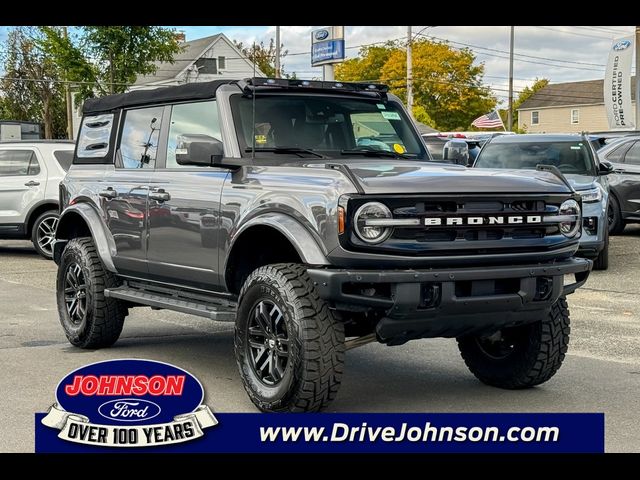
xmin=56 ymin=237 xmax=127 ymax=348
xmin=457 ymin=298 xmax=570 ymax=389
xmin=608 ymin=195 xmax=625 ymax=235
xmin=31 ymin=211 xmax=58 ymax=259
xmin=234 ymin=263 xmax=345 ymax=412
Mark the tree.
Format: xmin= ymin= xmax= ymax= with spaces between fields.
xmin=233 ymin=39 xmax=289 ymax=78
xmin=40 ymin=26 xmax=182 ymax=101
xmin=513 ymin=77 xmax=549 ymax=132
xmin=335 ymin=39 xmax=496 ymax=131
xmin=0 ymin=27 xmax=67 ymax=138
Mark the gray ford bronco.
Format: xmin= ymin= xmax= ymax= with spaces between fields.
xmin=53 ymin=78 xmax=591 ymax=412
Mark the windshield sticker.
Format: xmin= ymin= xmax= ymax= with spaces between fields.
xmin=255 ymin=134 xmax=267 ymax=145
xmin=570 ymin=146 xmax=581 ymax=150
xmin=381 ymin=111 xmax=401 ymax=120
xmin=376 ymin=103 xmax=386 ymax=110
xmin=393 ymin=143 xmax=406 ymax=154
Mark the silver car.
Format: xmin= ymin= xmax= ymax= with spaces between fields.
xmin=473 ymin=134 xmax=612 ymax=270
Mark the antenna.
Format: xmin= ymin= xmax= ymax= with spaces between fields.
xmin=251 ymin=41 xmax=256 ymax=160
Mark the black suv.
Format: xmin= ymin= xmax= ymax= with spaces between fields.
xmin=53 ymin=78 xmax=591 ymax=412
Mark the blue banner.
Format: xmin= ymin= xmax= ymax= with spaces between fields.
xmin=311 ymin=39 xmax=345 ymax=66
xmin=36 ymin=412 xmax=604 ymax=453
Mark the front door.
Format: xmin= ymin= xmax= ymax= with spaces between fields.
xmin=105 ymin=105 xmax=165 ymax=277
xmin=146 ymin=100 xmax=228 ymax=290
xmin=610 ymin=140 xmax=640 ymax=218
xmin=0 ymin=147 xmax=46 ymax=235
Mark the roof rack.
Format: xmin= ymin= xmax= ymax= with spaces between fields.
xmin=237 ymin=77 xmax=389 ymax=98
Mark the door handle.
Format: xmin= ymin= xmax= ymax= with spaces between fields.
xmin=149 ymin=189 xmax=171 ymax=202
xmin=24 ymin=180 xmax=40 ymax=187
xmin=99 ymin=188 xmax=118 ymax=199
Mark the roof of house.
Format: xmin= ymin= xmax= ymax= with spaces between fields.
xmin=84 ymin=80 xmax=235 ymax=114
xmin=518 ymin=76 xmax=637 ymax=110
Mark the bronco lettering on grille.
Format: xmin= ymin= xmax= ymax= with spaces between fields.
xmin=424 ymin=216 xmax=543 ymax=226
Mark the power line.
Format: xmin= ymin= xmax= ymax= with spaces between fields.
xmin=575 ymin=26 xmax=633 ymax=36
xmin=530 ymin=26 xmax=612 ymax=40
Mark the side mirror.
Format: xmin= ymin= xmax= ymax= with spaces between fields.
xmin=443 ymin=139 xmax=469 ymax=166
xmin=176 ymin=134 xmax=224 ymax=167
xmin=598 ymin=160 xmax=614 ymax=175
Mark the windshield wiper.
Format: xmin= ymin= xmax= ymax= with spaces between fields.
xmin=340 ymin=149 xmax=410 ymax=159
xmin=245 ymin=147 xmax=326 ymax=159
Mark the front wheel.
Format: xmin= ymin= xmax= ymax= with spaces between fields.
xmin=457 ymin=298 xmax=570 ymax=389
xmin=593 ymin=228 xmax=609 ymax=271
xmin=234 ymin=263 xmax=345 ymax=412
xmin=608 ymin=195 xmax=625 ymax=235
xmin=31 ymin=211 xmax=59 ymax=259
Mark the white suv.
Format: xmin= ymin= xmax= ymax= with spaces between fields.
xmin=0 ymin=140 xmax=75 ymax=258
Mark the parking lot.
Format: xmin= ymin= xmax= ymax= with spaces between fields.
xmin=1 ymin=230 xmax=639 ymax=452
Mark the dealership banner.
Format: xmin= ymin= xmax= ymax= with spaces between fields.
xmin=36 ymin=412 xmax=605 ymax=453
xmin=604 ymin=35 xmax=635 ymax=129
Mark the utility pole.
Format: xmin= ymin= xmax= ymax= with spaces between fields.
xmin=323 ymin=64 xmax=335 ymax=81
xmin=635 ymin=25 xmax=640 ymax=128
xmin=275 ymin=26 xmax=281 ymax=78
xmin=407 ymin=25 xmax=413 ymax=118
xmin=62 ymin=26 xmax=74 ymax=140
xmin=507 ymin=26 xmax=515 ymax=132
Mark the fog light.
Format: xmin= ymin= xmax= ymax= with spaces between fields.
xmin=535 ymin=277 xmax=553 ymax=301
xmin=421 ymin=284 xmax=441 ymax=308
xmin=583 ymin=217 xmax=597 ymax=235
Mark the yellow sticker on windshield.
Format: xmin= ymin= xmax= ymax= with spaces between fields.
xmin=393 ymin=143 xmax=406 ymax=154
xmin=255 ymin=134 xmax=267 ymax=144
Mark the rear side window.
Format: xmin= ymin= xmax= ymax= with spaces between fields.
xmin=118 ymin=106 xmax=164 ymax=169
xmin=77 ymin=114 xmax=114 ymax=158
xmin=0 ymin=150 xmax=39 ymax=176
xmin=53 ymin=150 xmax=73 ymax=171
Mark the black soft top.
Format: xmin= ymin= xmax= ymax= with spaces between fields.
xmin=82 ymin=79 xmax=238 ymax=114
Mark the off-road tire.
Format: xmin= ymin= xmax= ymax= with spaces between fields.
xmin=56 ymin=237 xmax=127 ymax=348
xmin=457 ymin=298 xmax=570 ymax=389
xmin=234 ymin=263 xmax=345 ymax=412
xmin=31 ymin=210 xmax=58 ymax=259
xmin=593 ymin=228 xmax=609 ymax=271
xmin=608 ymin=195 xmax=625 ymax=235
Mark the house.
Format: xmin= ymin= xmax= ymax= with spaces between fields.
xmin=130 ymin=33 xmax=264 ymax=90
xmin=517 ymin=76 xmax=637 ymax=133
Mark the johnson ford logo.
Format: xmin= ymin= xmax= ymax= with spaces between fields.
xmin=40 ymin=359 xmax=218 ymax=447
xmin=613 ymin=40 xmax=631 ymax=51
xmin=315 ymin=29 xmax=329 ymax=41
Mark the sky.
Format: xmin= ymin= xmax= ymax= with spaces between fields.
xmin=1 ymin=25 xmax=636 ymax=106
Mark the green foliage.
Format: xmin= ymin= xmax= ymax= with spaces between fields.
xmin=233 ymin=39 xmax=289 ymax=78
xmin=0 ymin=27 xmax=67 ymax=138
xmin=335 ymin=39 xmax=496 ymax=131
xmin=513 ymin=77 xmax=549 ymax=131
xmin=412 ymin=105 xmax=436 ymax=128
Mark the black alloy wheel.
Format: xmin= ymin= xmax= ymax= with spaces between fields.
xmin=63 ymin=262 xmax=87 ymax=325
xmin=247 ymin=300 xmax=290 ymax=386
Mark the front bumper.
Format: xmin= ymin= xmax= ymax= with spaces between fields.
xmin=307 ymin=257 xmax=592 ymax=344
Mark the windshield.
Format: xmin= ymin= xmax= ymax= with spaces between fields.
xmin=475 ymin=140 xmax=596 ymax=175
xmin=230 ymin=94 xmax=428 ymax=160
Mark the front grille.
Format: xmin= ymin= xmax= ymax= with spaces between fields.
xmin=343 ymin=194 xmax=577 ymax=257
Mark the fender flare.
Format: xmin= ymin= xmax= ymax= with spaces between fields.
xmin=226 ymin=212 xmax=329 ymax=271
xmin=54 ymin=203 xmax=117 ymax=272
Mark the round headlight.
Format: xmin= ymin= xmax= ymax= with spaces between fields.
xmin=559 ymin=199 xmax=581 ymax=238
xmin=354 ymin=202 xmax=393 ymax=244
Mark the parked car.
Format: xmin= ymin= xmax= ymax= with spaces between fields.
xmin=0 ymin=140 xmax=75 ymax=258
xmin=473 ymin=134 xmax=612 ymax=270
xmin=52 ymin=78 xmax=590 ymax=412
xmin=595 ymin=134 xmax=640 ymax=234
xmin=422 ymin=133 xmax=493 ymax=163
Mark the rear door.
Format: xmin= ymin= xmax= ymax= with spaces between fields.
xmin=0 ymin=147 xmax=46 ymax=234
xmin=146 ymin=100 xmax=229 ymax=290
xmin=104 ymin=105 xmax=165 ymax=277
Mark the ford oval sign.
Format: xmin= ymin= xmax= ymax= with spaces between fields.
xmin=40 ymin=359 xmax=218 ymax=447
xmin=315 ymin=29 xmax=329 ymax=41
xmin=613 ymin=40 xmax=631 ymax=51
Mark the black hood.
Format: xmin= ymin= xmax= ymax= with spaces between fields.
xmin=313 ymin=160 xmax=572 ymax=195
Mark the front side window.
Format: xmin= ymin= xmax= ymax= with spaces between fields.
xmin=119 ymin=107 xmax=164 ymax=169
xmin=571 ymin=109 xmax=579 ymax=124
xmin=623 ymin=141 xmax=640 ymax=165
xmin=475 ymin=141 xmax=595 ymax=175
xmin=0 ymin=150 xmax=39 ymax=176
xmin=231 ymin=94 xmax=427 ymax=160
xmin=605 ymin=141 xmax=632 ymax=163
xmin=531 ymin=111 xmax=539 ymax=125
xmin=166 ymin=101 xmax=222 ymax=168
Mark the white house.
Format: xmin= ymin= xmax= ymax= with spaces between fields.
xmin=130 ymin=33 xmax=265 ymax=90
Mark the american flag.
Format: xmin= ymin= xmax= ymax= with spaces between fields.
xmin=471 ymin=110 xmax=505 ymax=129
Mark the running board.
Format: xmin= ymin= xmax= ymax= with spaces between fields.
xmin=105 ymin=282 xmax=237 ymax=322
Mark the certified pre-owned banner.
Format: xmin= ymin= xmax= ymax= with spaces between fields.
xmin=605 ymin=35 xmax=635 ymax=129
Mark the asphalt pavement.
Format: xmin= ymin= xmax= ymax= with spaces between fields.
xmin=1 ymin=229 xmax=639 ymax=452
